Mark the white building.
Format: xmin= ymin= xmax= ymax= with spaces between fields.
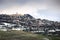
xmin=0 ymin=25 xmax=7 ymax=31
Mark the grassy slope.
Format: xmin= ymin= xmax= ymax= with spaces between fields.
xmin=0 ymin=31 xmax=45 ymax=40
xmin=47 ymin=35 xmax=60 ymax=40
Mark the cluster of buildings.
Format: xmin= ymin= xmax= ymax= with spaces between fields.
xmin=0 ymin=22 xmax=28 ymax=31
xmin=0 ymin=14 xmax=60 ymax=36
xmin=0 ymin=22 xmax=60 ymax=36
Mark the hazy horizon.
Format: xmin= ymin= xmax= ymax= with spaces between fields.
xmin=0 ymin=0 xmax=60 ymax=21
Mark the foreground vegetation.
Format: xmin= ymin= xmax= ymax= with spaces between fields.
xmin=0 ymin=31 xmax=60 ymax=40
xmin=0 ymin=31 xmax=46 ymax=40
xmin=47 ymin=35 xmax=60 ymax=40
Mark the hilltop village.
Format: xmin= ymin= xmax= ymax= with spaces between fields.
xmin=0 ymin=14 xmax=60 ymax=35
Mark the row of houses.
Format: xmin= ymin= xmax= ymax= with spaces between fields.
xmin=0 ymin=22 xmax=60 ymax=36
xmin=0 ymin=22 xmax=27 ymax=31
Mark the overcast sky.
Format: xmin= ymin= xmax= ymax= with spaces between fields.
xmin=0 ymin=0 xmax=60 ymax=21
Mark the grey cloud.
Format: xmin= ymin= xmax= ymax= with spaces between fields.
xmin=0 ymin=0 xmax=46 ymax=5
xmin=0 ymin=0 xmax=47 ymax=9
xmin=0 ymin=0 xmax=60 ymax=10
xmin=47 ymin=0 xmax=60 ymax=10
